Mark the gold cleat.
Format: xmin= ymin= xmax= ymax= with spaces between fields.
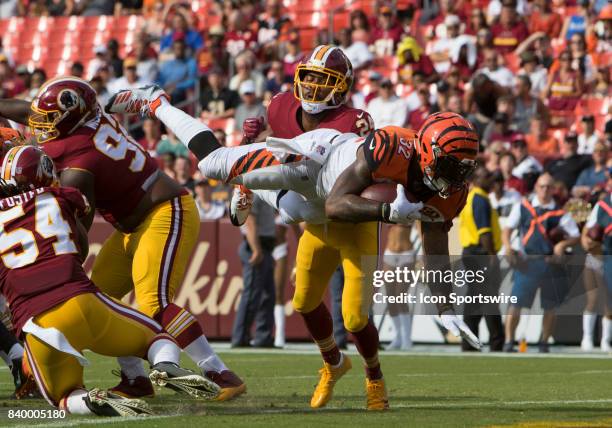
xmin=310 ymin=354 xmax=352 ymax=409
xmin=366 ymin=378 xmax=389 ymax=411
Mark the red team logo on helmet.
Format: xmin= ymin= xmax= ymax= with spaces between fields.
xmin=29 ymin=77 xmax=99 ymax=143
xmin=1 ymin=145 xmax=57 ymax=189
xmin=415 ymin=112 xmax=479 ymax=198
xmin=294 ymin=45 xmax=354 ymax=114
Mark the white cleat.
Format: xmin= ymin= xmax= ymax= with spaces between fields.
xmin=105 ymin=85 xmax=169 ymax=118
xmin=229 ymin=186 xmax=253 ymax=227
xmin=581 ymin=337 xmax=594 ymax=352
xmin=601 ymin=340 xmax=611 ymax=353
xmin=84 ymin=388 xmax=153 ymax=417
xmin=149 ymin=362 xmax=220 ymax=400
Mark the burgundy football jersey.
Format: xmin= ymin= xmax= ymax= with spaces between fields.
xmin=0 ymin=187 xmax=97 ymax=336
xmin=42 ymin=112 xmax=160 ymax=227
xmin=267 ymin=92 xmax=374 ymax=139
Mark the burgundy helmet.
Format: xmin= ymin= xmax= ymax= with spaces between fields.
xmin=29 ymin=76 xmax=99 ymax=143
xmin=293 ymin=45 xmax=354 ymax=114
xmin=0 ymin=145 xmax=57 ymax=189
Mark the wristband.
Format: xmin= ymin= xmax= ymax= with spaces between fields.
xmin=381 ymin=202 xmax=391 ymax=223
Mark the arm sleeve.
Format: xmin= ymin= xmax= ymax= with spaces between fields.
xmin=472 ymin=194 xmax=492 ymax=233
xmin=56 ymin=187 xmax=90 ymax=217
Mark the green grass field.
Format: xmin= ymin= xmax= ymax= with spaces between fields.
xmin=0 ymin=348 xmax=611 ymax=428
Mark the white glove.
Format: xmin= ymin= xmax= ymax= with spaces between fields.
xmin=388 ymin=184 xmax=423 ymax=224
xmin=439 ymin=310 xmax=481 ymax=350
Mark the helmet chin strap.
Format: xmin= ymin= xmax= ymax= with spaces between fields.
xmin=300 ymin=100 xmax=341 ymax=115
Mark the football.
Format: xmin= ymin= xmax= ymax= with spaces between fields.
xmin=360 ymin=183 xmax=417 ymax=203
xmin=587 ymin=224 xmax=604 ymax=242
xmin=547 ymin=226 xmax=568 ymax=245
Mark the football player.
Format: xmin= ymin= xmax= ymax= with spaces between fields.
xmin=0 ymin=145 xmax=220 ymax=416
xmin=0 ymin=78 xmax=245 ymax=401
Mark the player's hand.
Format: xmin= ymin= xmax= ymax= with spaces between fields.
xmin=388 ymin=184 xmax=423 ymax=225
xmin=249 ymin=249 xmax=264 ymax=265
xmin=243 ymin=117 xmax=264 ymax=143
xmin=439 ymin=310 xmax=481 ymax=350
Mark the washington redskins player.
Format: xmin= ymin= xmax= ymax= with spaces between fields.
xmin=0 ymin=145 xmax=220 ymax=416
xmin=0 ymin=77 xmax=245 ymax=401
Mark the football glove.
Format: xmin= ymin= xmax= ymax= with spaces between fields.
xmin=243 ymin=117 xmax=264 ymax=142
xmin=387 ymin=184 xmax=423 ymax=225
xmin=439 ymin=310 xmax=481 ymax=350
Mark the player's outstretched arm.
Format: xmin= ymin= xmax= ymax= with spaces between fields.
xmin=0 ymin=99 xmax=30 ymax=125
xmin=60 ymin=168 xmax=96 ymax=231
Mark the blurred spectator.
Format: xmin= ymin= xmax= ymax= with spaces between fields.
xmin=488 ymin=170 xmax=522 ymax=252
xmin=257 ymin=0 xmax=290 ymax=60
xmin=545 ymin=132 xmax=593 ymax=191
xmin=589 ymin=66 xmax=610 ymax=97
xmin=174 ymin=156 xmax=195 ymax=194
xmin=107 ymin=39 xmax=123 ymax=79
xmin=484 ymin=141 xmax=506 ymax=172
xmin=234 ymin=80 xmax=266 ymax=132
xmin=138 ymin=118 xmax=161 ymax=154
xmin=458 ymin=166 xmax=504 ymax=352
xmin=107 ymin=58 xmax=151 ymax=95
xmin=20 ymin=67 xmax=46 ymax=101
xmin=490 ymin=2 xmax=528 ymax=54
xmin=0 ymin=56 xmax=24 ymax=98
xmin=578 ymin=115 xmax=603 ymax=155
xmin=568 ymin=32 xmax=595 ymax=83
xmin=371 ymin=4 xmax=403 ymax=57
xmin=1 ymin=1 xmax=18 ymax=17
xmin=89 ymin=75 xmax=110 ymax=106
xmin=405 ymin=85 xmax=433 ymax=130
xmin=502 ymin=172 xmax=580 ymax=353
xmin=26 ymin=0 xmax=74 ymax=16
xmin=475 ymin=28 xmax=494 ymax=67
xmin=477 ymin=49 xmax=515 ymax=88
xmin=445 ymin=66 xmax=465 ymax=96
xmin=510 ymin=135 xmax=543 ymax=187
xmin=232 ymin=194 xmax=276 ymax=348
xmin=396 ymin=37 xmax=439 ymax=85
xmin=264 ymin=61 xmax=288 ymax=98
xmin=160 ymin=10 xmax=203 ymax=54
xmin=512 ymin=75 xmax=548 ymax=132
xmin=224 ymin=9 xmax=258 ymax=59
xmin=483 ymin=112 xmax=517 ymax=148
xmin=450 ymin=39 xmax=478 ymax=82
xmin=429 ymin=15 xmax=466 ymax=74
xmin=499 ymin=151 xmax=528 ymax=194
xmin=487 ymin=0 xmax=527 ymax=22
xmin=525 ymin=115 xmax=560 ymax=160
xmin=545 ymin=51 xmax=583 ymax=125
xmin=197 ymin=25 xmax=230 ymax=75
xmin=281 ymin=29 xmax=305 ymax=82
xmin=114 ymin=0 xmax=143 ymax=16
xmin=157 ymin=129 xmax=189 ymax=159
xmin=127 ymin=36 xmax=159 ymax=83
xmin=200 ymin=67 xmax=240 ymax=121
xmin=349 ymin=9 xmax=371 ymax=43
xmin=447 ymin=92 xmax=464 ymax=115
xmin=194 ymin=179 xmax=226 ymax=220
xmin=75 ymin=0 xmax=114 ymax=16
xmin=87 ymin=45 xmax=108 ymax=80
xmin=367 ymin=79 xmax=407 ymax=128
xmin=71 ymin=61 xmax=85 ymax=79
xmin=529 ymin=0 xmax=562 ymax=38
xmin=213 ymin=128 xmax=227 ymax=146
xmin=229 ymin=51 xmax=265 ymax=99
xmin=517 ymin=51 xmax=547 ymax=98
xmin=338 ymin=28 xmax=372 ymax=71
xmin=160 ymin=152 xmax=176 ymax=179
xmin=157 ymin=37 xmax=197 ymax=104
xmin=561 ymin=0 xmax=591 ymax=41
xmin=0 ymin=38 xmax=13 ymax=68
xmin=573 ymin=142 xmax=609 ymax=198
xmin=466 ymin=8 xmax=488 ymax=36
xmin=465 ymin=74 xmax=503 ymax=139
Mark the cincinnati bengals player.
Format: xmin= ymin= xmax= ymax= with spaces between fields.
xmin=0 ymin=145 xmax=219 ymax=416
xmin=0 ymin=78 xmax=244 ymax=401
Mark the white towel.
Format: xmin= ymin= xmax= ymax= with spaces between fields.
xmin=22 ymin=318 xmax=89 ymax=366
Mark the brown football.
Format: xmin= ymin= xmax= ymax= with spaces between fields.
xmin=587 ymin=224 xmax=604 ymax=242
xmin=547 ymin=226 xmax=567 ymax=245
xmin=360 ymin=183 xmax=418 ymax=203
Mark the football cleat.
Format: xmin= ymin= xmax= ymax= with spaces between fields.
xmin=366 ymin=378 xmax=389 ymax=411
xmin=110 ymin=370 xmax=155 ymax=399
xmin=310 ymin=354 xmax=352 ymax=409
xmin=12 ymin=358 xmax=39 ymax=399
xmin=205 ymin=370 xmax=246 ymax=401
xmin=105 ymin=85 xmax=169 ymax=118
xmin=149 ymin=362 xmax=220 ymax=400
xmin=84 ymin=388 xmax=153 ymax=417
xmin=581 ymin=337 xmax=594 ymax=352
xmin=229 ymin=185 xmax=253 ymax=227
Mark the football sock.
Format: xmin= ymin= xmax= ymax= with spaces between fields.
xmin=0 ymin=351 xmax=10 ymax=367
xmin=389 ymin=315 xmax=402 ymax=344
xmin=153 ymin=98 xmax=219 ymax=161
xmin=582 ymin=311 xmax=596 ymax=340
xmin=301 ymin=303 xmax=341 ymax=366
xmin=602 ymin=317 xmax=611 ymax=346
xmin=274 ymin=304 xmax=286 ymax=347
xmin=117 ymin=356 xmax=147 ymax=380
xmin=147 ymin=337 xmax=180 ymax=366
xmin=0 ymin=321 xmax=18 ymax=354
xmin=400 ymin=313 xmax=413 ymax=349
xmin=61 ymin=389 xmax=91 ymax=415
xmin=351 ymin=321 xmax=383 ymax=380
xmin=8 ymin=343 xmax=23 ymax=361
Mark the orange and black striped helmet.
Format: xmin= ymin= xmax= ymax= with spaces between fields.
xmin=415 ymin=112 xmax=479 ymax=197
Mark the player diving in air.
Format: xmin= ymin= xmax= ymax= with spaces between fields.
xmin=107 ymin=80 xmax=482 ymax=410
xmin=0 ymin=145 xmax=220 ymax=416
xmin=0 ymin=78 xmax=245 ymax=401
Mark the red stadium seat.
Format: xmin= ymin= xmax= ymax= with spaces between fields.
xmin=299 ymin=27 xmax=320 ymax=51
